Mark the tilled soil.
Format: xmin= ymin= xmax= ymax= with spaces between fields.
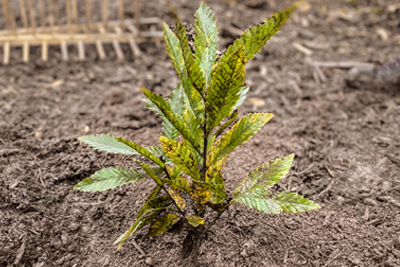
xmin=1 ymin=0 xmax=400 ymax=266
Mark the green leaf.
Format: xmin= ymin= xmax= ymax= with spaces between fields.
xmin=213 ymin=110 xmax=239 ymax=139
xmin=168 ymin=187 xmax=186 ymax=210
xmin=205 ymin=162 xmax=227 ymax=203
xmin=115 ymin=137 xmax=165 ymax=168
xmin=79 ymin=134 xmax=140 ymax=155
xmin=74 ymin=166 xmax=162 ymax=192
xmin=116 ymin=206 xmax=175 ymax=248
xmin=194 ymin=2 xmax=219 ymax=86
xmin=232 ymin=86 xmax=249 ymax=111
xmin=191 ymin=182 xmax=210 ymax=215
xmin=165 ymin=174 xmax=192 ymax=195
xmin=234 ymin=190 xmax=320 ymax=215
xmin=160 ymin=136 xmax=201 ymax=181
xmin=232 ymin=154 xmax=295 ymax=199
xmin=208 ymin=112 xmax=274 ymax=166
xmin=219 ymin=5 xmax=295 ymax=63
xmin=206 ymin=46 xmax=246 ymax=135
xmin=185 ymin=215 xmax=205 ymax=227
xmin=116 ymin=185 xmax=173 ymax=248
xmin=144 ymin=83 xmax=187 ymax=140
xmin=134 ymin=160 xmax=165 ymax=187
xmin=142 ymin=88 xmax=202 ymax=154
xmin=149 ymin=214 xmax=181 ymax=237
xmin=176 ymin=23 xmax=205 ymax=94
xmin=163 ymin=23 xmax=204 ymax=123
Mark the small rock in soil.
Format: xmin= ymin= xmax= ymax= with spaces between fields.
xmin=241 ymin=240 xmax=256 ymax=257
xmin=145 ymin=257 xmax=154 ymax=266
xmin=103 ymin=89 xmax=125 ymax=106
xmin=364 ymin=198 xmax=378 ymax=206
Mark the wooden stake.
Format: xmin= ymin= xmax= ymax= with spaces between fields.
xmin=27 ymin=0 xmax=36 ymax=34
xmin=71 ymin=0 xmax=78 ymax=25
xmin=66 ymin=0 xmax=72 ymax=33
xmin=134 ymin=0 xmax=141 ymax=34
xmin=113 ymin=27 xmax=124 ymax=60
xmin=102 ymin=0 xmax=109 ymax=28
xmin=85 ymin=0 xmax=92 ymax=30
xmin=18 ymin=0 xmax=29 ymax=29
xmin=3 ymin=42 xmax=10 ymax=65
xmin=47 ymin=0 xmax=55 ymax=33
xmin=41 ymin=40 xmax=48 ymax=61
xmin=53 ymin=0 xmax=61 ymax=27
xmin=118 ymin=0 xmax=125 ymax=29
xmin=96 ymin=40 xmax=106 ymax=60
xmin=78 ymin=41 xmax=85 ymax=60
xmin=22 ymin=41 xmax=29 ymax=62
xmin=60 ymin=41 xmax=68 ymax=60
xmin=38 ymin=0 xmax=46 ymax=30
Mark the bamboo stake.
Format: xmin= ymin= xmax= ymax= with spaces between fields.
xmin=18 ymin=0 xmax=29 ymax=29
xmin=22 ymin=41 xmax=29 ymax=62
xmin=85 ymin=0 xmax=92 ymax=30
xmin=78 ymin=41 xmax=85 ymax=60
xmin=102 ymin=0 xmax=109 ymax=28
xmin=3 ymin=42 xmax=10 ymax=65
xmin=118 ymin=0 xmax=125 ymax=29
xmin=66 ymin=0 xmax=72 ymax=33
xmin=27 ymin=0 xmax=36 ymax=34
xmin=41 ymin=40 xmax=48 ymax=61
xmin=127 ymin=25 xmax=141 ymax=55
xmin=71 ymin=0 xmax=78 ymax=25
xmin=38 ymin=0 xmax=46 ymax=30
xmin=60 ymin=41 xmax=68 ymax=60
xmin=96 ymin=26 xmax=106 ymax=59
xmin=54 ymin=0 xmax=61 ymax=27
xmin=96 ymin=40 xmax=106 ymax=59
xmin=1 ymin=0 xmax=11 ymax=32
xmin=134 ymin=0 xmax=141 ymax=35
xmin=47 ymin=0 xmax=55 ymax=33
xmin=113 ymin=27 xmax=124 ymax=60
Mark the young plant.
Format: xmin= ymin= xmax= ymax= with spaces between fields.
xmin=75 ymin=2 xmax=320 ymax=257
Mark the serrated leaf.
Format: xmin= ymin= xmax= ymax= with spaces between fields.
xmin=206 ymin=46 xmax=246 ymax=135
xmin=134 ymin=159 xmax=164 ymax=187
xmin=176 ymin=23 xmax=205 ymax=94
xmin=194 ymin=2 xmax=219 ymax=86
xmin=144 ymin=83 xmax=187 ymax=140
xmin=232 ymin=154 xmax=295 ymax=199
xmin=232 ymin=86 xmax=249 ymax=111
xmin=205 ymin=162 xmax=227 ymax=203
xmin=185 ymin=215 xmax=205 ymax=227
xmin=191 ymin=182 xmax=210 ymax=215
xmin=208 ymin=113 xmax=274 ymax=166
xmin=235 ymin=190 xmax=320 ymax=215
xmin=79 ymin=134 xmax=140 ymax=155
xmin=160 ymin=136 xmax=201 ymax=181
xmin=149 ymin=214 xmax=181 ymax=237
xmin=163 ymin=24 xmax=204 ymax=123
xmin=74 ymin=166 xmax=162 ymax=192
xmin=219 ymin=5 xmax=295 ymax=63
xmin=115 ymin=137 xmax=165 ymax=168
xmin=116 ymin=206 xmax=176 ymax=248
xmin=213 ymin=110 xmax=239 ymax=139
xmin=165 ymin=175 xmax=192 ymax=194
xmin=168 ymin=187 xmax=186 ymax=210
xmin=142 ymin=88 xmax=202 ymax=154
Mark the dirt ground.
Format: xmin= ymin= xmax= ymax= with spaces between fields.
xmin=1 ymin=0 xmax=400 ymax=266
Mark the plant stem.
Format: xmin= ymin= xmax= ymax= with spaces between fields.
xmin=202 ymin=109 xmax=207 ymax=181
xmin=162 ymin=169 xmax=188 ymax=220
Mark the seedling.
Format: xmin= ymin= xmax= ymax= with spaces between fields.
xmin=75 ymin=2 xmax=320 ymax=258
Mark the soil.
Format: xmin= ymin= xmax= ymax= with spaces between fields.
xmin=1 ymin=0 xmax=400 ymax=266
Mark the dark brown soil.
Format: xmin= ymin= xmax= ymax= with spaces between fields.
xmin=1 ymin=0 xmax=400 ymax=266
